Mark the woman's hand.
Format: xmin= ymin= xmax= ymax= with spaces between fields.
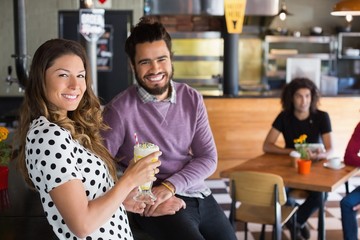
xmin=123 ymin=188 xmax=147 ymax=214
xmin=122 ymin=151 xmax=161 ymax=189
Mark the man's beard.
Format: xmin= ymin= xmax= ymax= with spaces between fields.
xmin=135 ymin=67 xmax=174 ymax=96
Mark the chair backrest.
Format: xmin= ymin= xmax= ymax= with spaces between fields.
xmin=229 ymin=171 xmax=287 ymax=206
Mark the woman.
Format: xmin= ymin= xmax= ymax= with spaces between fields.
xmin=16 ymin=38 xmax=161 ymax=239
xmin=263 ymin=77 xmax=334 ymax=240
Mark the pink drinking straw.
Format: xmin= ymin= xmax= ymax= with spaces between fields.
xmin=134 ymin=132 xmax=139 ymax=146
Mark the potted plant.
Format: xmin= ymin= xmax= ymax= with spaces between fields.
xmin=294 ymin=134 xmax=309 ymax=160
xmin=0 ymin=126 xmax=11 ymax=161
xmin=294 ymin=134 xmax=312 ymax=174
xmin=0 ymin=126 xmax=11 ymax=210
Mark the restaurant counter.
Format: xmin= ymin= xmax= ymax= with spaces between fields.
xmin=200 ymin=89 xmax=360 ymax=98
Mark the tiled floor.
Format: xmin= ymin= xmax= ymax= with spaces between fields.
xmin=205 ymin=176 xmax=360 ymax=240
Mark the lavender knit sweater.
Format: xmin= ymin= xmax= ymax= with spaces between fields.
xmin=101 ymin=82 xmax=217 ymax=195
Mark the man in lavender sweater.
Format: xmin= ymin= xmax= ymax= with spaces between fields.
xmin=101 ymin=17 xmax=236 ymax=240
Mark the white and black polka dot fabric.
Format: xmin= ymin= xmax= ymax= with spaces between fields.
xmin=26 ymin=116 xmax=133 ymax=240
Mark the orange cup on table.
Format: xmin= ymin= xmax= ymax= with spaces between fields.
xmin=297 ymin=159 xmax=312 ymax=174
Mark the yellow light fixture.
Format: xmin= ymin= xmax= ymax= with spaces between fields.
xmin=331 ymin=0 xmax=360 ymax=16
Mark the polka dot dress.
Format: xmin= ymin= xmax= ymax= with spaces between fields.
xmin=26 ymin=116 xmax=133 ymax=240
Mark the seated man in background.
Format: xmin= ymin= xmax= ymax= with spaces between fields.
xmin=263 ymin=77 xmax=334 ymax=240
xmin=340 ymin=122 xmax=360 ymax=240
xmin=101 ymin=17 xmax=237 ymax=240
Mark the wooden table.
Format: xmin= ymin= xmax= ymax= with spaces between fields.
xmin=220 ymin=153 xmax=360 ymax=240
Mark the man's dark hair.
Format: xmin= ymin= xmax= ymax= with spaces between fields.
xmin=281 ymin=77 xmax=320 ymax=113
xmin=125 ymin=16 xmax=173 ymax=66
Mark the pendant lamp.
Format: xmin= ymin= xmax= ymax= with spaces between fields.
xmin=331 ymin=0 xmax=360 ymax=16
xmin=277 ymin=0 xmax=293 ymax=21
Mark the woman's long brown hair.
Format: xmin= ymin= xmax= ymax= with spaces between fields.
xmin=16 ymin=39 xmax=117 ymax=188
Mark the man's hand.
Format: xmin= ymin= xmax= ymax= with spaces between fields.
xmin=143 ymin=184 xmax=185 ymax=216
xmin=306 ymin=148 xmax=320 ymax=161
xmin=144 ymin=195 xmax=186 ymax=217
xmin=353 ymin=203 xmax=360 ymax=211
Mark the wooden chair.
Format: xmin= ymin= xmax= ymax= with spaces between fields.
xmin=228 ymin=171 xmax=298 ymax=240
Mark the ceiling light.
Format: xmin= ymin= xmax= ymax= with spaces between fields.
xmin=277 ymin=0 xmax=293 ymax=21
xmin=346 ymin=14 xmax=353 ymax=22
xmin=331 ymin=0 xmax=360 ymax=16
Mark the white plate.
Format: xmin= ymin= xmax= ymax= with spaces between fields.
xmin=323 ymin=162 xmax=345 ymax=170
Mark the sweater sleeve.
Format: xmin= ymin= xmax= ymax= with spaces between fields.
xmin=344 ymin=122 xmax=360 ymax=167
xmin=167 ymin=94 xmax=217 ymax=193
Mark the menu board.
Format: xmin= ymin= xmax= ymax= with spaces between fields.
xmin=97 ymin=25 xmax=113 ymax=71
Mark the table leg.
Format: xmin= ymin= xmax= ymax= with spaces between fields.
xmin=345 ymin=181 xmax=350 ymax=195
xmin=318 ymin=192 xmax=325 ymax=240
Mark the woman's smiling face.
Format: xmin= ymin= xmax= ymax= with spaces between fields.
xmin=44 ymin=54 xmax=86 ymax=117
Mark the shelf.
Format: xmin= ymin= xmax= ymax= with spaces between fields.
xmin=266 ymin=70 xmax=286 ymax=78
xmin=265 ymin=35 xmax=335 ymax=44
xmin=267 ymin=53 xmax=335 ymax=60
xmin=173 ymin=56 xmax=223 ymax=61
xmin=263 ymin=35 xmax=337 ymax=84
xmin=339 ymin=56 xmax=360 ymax=60
xmin=337 ymin=32 xmax=360 ymax=59
xmin=338 ymin=32 xmax=360 ymax=37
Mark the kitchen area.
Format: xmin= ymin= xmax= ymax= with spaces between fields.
xmin=1 ymin=0 xmax=360 ymax=114
xmin=141 ymin=0 xmax=360 ymax=97
xmin=1 ymin=0 xmax=360 ymax=238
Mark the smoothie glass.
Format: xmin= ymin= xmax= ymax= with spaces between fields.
xmin=133 ymin=142 xmax=159 ymax=203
